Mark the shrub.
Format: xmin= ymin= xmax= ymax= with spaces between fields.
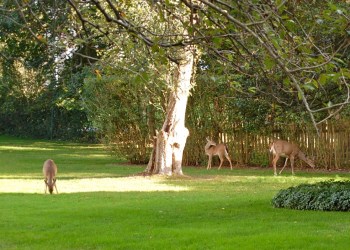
xmin=272 ymin=180 xmax=350 ymax=211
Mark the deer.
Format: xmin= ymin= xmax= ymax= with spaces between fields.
xmin=270 ymin=139 xmax=315 ymax=176
xmin=205 ymin=137 xmax=233 ymax=170
xmin=43 ymin=159 xmax=58 ymax=194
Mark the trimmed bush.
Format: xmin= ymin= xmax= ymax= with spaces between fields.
xmin=272 ymin=181 xmax=350 ymax=211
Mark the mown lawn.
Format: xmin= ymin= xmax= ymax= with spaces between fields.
xmin=0 ymin=135 xmax=350 ymax=249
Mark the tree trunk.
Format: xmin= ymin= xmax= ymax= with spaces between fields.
xmin=145 ymin=45 xmax=195 ymax=175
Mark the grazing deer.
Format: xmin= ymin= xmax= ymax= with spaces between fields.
xmin=43 ymin=159 xmax=58 ymax=194
xmin=270 ymin=140 xmax=315 ymax=176
xmin=205 ymin=138 xmax=233 ymax=170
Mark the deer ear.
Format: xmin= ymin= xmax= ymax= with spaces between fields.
xmin=53 ymin=178 xmax=56 ymax=184
xmin=44 ymin=179 xmax=48 ymax=184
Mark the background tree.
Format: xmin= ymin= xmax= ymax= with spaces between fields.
xmin=0 ymin=0 xmax=94 ymax=140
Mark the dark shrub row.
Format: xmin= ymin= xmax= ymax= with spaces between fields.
xmin=272 ymin=181 xmax=350 ymax=211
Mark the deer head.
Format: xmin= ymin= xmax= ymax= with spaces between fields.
xmin=44 ymin=178 xmax=56 ymax=194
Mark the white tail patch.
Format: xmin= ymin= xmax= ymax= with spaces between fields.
xmin=270 ymin=144 xmax=276 ymax=154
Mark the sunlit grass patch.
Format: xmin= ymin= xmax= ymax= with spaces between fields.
xmin=57 ymin=153 xmax=109 ymax=158
xmin=0 ymin=146 xmax=55 ymax=151
xmin=0 ymin=176 xmax=189 ymax=194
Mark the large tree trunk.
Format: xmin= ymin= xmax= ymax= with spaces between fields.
xmin=145 ymin=45 xmax=196 ymax=175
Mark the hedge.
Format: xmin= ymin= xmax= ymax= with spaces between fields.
xmin=272 ymin=181 xmax=350 ymax=211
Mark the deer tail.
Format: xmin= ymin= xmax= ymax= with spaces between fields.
xmin=225 ymin=144 xmax=229 ymax=154
xmin=269 ymin=142 xmax=275 ymax=153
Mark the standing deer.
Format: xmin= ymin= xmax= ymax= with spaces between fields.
xmin=43 ymin=159 xmax=58 ymax=194
xmin=205 ymin=138 xmax=233 ymax=170
xmin=270 ymin=139 xmax=315 ymax=176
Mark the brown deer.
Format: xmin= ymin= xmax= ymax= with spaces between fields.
xmin=270 ymin=139 xmax=315 ymax=176
xmin=205 ymin=138 xmax=233 ymax=170
xmin=43 ymin=159 xmax=58 ymax=194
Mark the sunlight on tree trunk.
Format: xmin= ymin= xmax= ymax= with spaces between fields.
xmin=145 ymin=45 xmax=195 ymax=175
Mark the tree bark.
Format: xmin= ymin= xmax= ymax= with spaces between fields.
xmin=145 ymin=45 xmax=195 ymax=175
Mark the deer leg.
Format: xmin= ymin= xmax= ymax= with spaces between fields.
xmin=272 ymin=155 xmax=279 ymax=176
xmin=218 ymin=155 xmax=224 ymax=170
xmin=207 ymin=155 xmax=212 ymax=170
xmin=227 ymin=156 xmax=233 ymax=170
xmin=290 ymin=157 xmax=295 ymax=175
xmin=44 ymin=180 xmax=47 ymax=194
xmin=225 ymin=152 xmax=233 ymax=170
xmin=279 ymin=158 xmax=289 ymax=175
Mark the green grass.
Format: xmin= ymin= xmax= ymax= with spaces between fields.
xmin=0 ymin=135 xmax=142 ymax=178
xmin=1 ymin=135 xmax=350 ymax=249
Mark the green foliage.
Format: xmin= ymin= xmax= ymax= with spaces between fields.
xmin=272 ymin=181 xmax=350 ymax=211
xmin=250 ymin=152 xmax=270 ymax=167
xmin=0 ymin=63 xmax=93 ymax=141
xmin=0 ymin=1 xmax=94 ymax=141
xmin=82 ymin=64 xmax=165 ymax=163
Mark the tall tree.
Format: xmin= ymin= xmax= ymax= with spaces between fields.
xmin=65 ymin=0 xmax=200 ymax=175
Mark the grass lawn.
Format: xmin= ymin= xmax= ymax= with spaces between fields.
xmin=1 ymin=135 xmax=350 ymax=249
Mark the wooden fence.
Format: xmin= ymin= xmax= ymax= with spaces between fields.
xmin=183 ymin=122 xmax=350 ymax=170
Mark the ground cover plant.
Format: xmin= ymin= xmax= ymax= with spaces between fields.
xmin=272 ymin=180 xmax=350 ymax=211
xmin=1 ymin=135 xmax=350 ymax=249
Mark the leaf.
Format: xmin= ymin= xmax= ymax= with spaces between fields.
xmin=248 ymin=87 xmax=257 ymax=93
xmin=311 ymin=79 xmax=319 ymax=89
xmin=210 ymin=76 xmax=217 ymax=82
xmin=230 ymin=81 xmax=241 ymax=88
xmin=297 ymin=91 xmax=302 ymax=100
xmin=318 ymin=74 xmax=328 ymax=85
xmin=141 ymin=71 xmax=149 ymax=82
xmin=333 ymin=57 xmax=346 ymax=66
xmin=341 ymin=69 xmax=350 ymax=79
xmin=328 ymin=3 xmax=338 ymax=11
xmin=151 ymin=44 xmax=159 ymax=53
xmin=271 ymin=37 xmax=281 ymax=50
xmin=264 ymin=56 xmax=275 ymax=70
xmin=95 ymin=69 xmax=102 ymax=78
xmin=285 ymin=20 xmax=297 ymax=32
xmin=283 ymin=78 xmax=291 ymax=86
xmin=212 ymin=37 xmax=221 ymax=47
xmin=302 ymin=83 xmax=316 ymax=91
